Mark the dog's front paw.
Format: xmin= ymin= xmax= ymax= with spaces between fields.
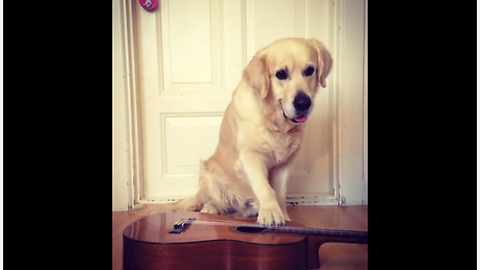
xmin=257 ymin=203 xmax=285 ymax=226
xmin=200 ymin=203 xmax=219 ymax=214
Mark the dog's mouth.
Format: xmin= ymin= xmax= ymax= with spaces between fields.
xmin=283 ymin=110 xmax=308 ymax=123
xmin=280 ymin=101 xmax=309 ymax=123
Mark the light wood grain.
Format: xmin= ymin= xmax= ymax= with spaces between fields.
xmin=113 ymin=205 xmax=368 ymax=270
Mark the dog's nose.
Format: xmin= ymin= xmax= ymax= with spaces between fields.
xmin=293 ymin=91 xmax=311 ymax=111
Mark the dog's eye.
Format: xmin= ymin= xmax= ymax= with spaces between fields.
xmin=303 ymin=66 xmax=315 ymax=77
xmin=275 ymin=69 xmax=288 ymax=80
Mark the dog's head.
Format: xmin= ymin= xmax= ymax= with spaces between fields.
xmin=242 ymin=38 xmax=332 ymax=124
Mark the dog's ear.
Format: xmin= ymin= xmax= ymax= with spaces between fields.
xmin=310 ymin=39 xmax=333 ymax=88
xmin=242 ymin=52 xmax=270 ymax=99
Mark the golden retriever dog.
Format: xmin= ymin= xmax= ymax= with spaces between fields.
xmin=149 ymin=38 xmax=332 ymax=226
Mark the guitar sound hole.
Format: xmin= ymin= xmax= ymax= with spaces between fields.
xmin=236 ymin=226 xmax=266 ymax=234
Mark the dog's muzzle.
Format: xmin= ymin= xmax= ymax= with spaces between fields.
xmin=282 ymin=91 xmax=312 ymax=123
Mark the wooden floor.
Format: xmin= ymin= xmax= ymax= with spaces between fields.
xmin=113 ymin=205 xmax=368 ymax=270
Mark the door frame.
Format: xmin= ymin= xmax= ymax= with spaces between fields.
xmin=113 ymin=0 xmax=367 ymax=211
xmin=113 ymin=0 xmax=143 ymax=211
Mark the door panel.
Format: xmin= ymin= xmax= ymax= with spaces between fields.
xmin=135 ymin=0 xmax=243 ymax=200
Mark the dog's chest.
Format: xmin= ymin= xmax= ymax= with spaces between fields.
xmin=261 ymin=129 xmax=302 ymax=166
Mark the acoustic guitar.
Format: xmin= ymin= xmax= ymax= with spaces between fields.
xmin=123 ymin=211 xmax=367 ymax=270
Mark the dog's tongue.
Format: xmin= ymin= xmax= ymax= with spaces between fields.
xmin=294 ymin=115 xmax=308 ymax=123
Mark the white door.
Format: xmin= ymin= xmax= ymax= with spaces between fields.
xmin=124 ymin=0 xmax=366 ymax=206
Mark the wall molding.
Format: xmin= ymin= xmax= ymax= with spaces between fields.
xmin=113 ymin=0 xmax=144 ymax=210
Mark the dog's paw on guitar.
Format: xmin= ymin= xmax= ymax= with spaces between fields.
xmin=257 ymin=204 xmax=285 ymax=226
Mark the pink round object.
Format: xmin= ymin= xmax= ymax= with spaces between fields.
xmin=139 ymin=0 xmax=158 ymax=12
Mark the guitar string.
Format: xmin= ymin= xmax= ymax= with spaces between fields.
xmin=180 ymin=219 xmax=367 ymax=237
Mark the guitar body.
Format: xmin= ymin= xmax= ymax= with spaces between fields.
xmin=123 ymin=212 xmax=308 ymax=270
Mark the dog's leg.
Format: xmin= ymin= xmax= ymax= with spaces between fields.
xmin=270 ymin=164 xmax=292 ymax=221
xmin=239 ymin=152 xmax=284 ymax=226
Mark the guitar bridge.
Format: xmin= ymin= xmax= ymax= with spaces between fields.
xmin=169 ymin=218 xmax=196 ymax=234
